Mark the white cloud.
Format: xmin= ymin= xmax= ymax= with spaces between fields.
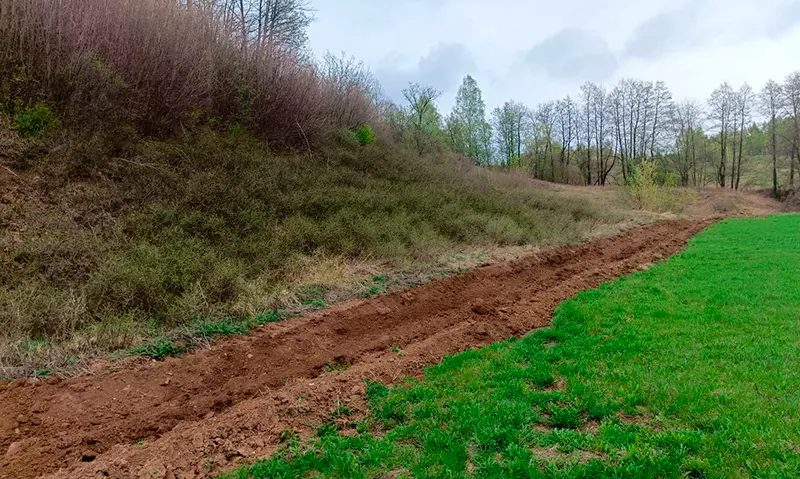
xmin=308 ymin=0 xmax=800 ymax=112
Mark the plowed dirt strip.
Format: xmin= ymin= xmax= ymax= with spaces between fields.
xmin=0 ymin=219 xmax=713 ymax=479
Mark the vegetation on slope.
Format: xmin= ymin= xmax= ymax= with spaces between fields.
xmin=223 ymin=215 xmax=800 ymax=478
xmin=0 ymin=124 xmax=618 ymax=372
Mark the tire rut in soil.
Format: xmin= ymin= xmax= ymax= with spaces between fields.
xmin=0 ymin=219 xmax=714 ymax=479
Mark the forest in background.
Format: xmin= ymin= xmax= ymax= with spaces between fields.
xmin=388 ymin=74 xmax=800 ymax=196
xmin=3 ymin=0 xmax=799 ymax=196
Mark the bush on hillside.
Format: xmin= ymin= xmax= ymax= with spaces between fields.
xmin=622 ymin=160 xmax=695 ymax=212
xmin=12 ymin=103 xmax=59 ymax=138
xmin=355 ymin=124 xmax=376 ymax=146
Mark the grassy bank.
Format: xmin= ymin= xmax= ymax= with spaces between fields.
xmin=0 ymin=126 xmax=624 ymax=373
xmin=223 ymin=215 xmax=800 ymax=478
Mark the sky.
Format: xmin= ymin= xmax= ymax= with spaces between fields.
xmin=308 ymin=0 xmax=800 ymax=114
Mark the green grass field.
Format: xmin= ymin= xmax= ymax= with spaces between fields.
xmin=222 ymin=215 xmax=800 ymax=479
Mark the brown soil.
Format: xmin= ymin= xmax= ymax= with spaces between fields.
xmin=0 ymin=219 xmax=713 ymax=479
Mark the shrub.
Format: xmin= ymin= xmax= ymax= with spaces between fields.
xmin=622 ymin=160 xmax=695 ymax=213
xmin=12 ymin=103 xmax=59 ymax=137
xmin=354 ymin=124 xmax=376 ymax=146
xmin=339 ymin=128 xmax=360 ymax=148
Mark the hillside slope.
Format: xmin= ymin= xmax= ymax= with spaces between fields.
xmin=0 ymin=124 xmax=632 ymax=372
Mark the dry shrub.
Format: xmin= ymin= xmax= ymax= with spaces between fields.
xmin=0 ymin=0 xmax=376 ymax=146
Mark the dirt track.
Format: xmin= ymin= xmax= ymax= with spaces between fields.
xmin=0 ymin=219 xmax=713 ymax=479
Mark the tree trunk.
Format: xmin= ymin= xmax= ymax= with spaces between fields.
xmin=736 ymin=119 xmax=745 ymax=190
xmin=772 ymin=115 xmax=779 ymax=197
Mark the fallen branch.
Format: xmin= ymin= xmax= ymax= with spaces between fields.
xmin=0 ymin=164 xmax=19 ymax=177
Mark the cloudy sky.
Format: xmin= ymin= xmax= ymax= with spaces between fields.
xmin=308 ymin=0 xmax=800 ymax=113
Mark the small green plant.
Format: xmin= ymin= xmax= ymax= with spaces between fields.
xmin=226 ymin=122 xmax=242 ymax=136
xmin=354 ymin=124 xmax=376 ymax=146
xmin=279 ymin=429 xmax=297 ymax=443
xmin=316 ymin=422 xmax=339 ymax=437
xmin=120 ymin=310 xmax=286 ymax=361
xmin=133 ymin=439 xmax=145 ymax=447
xmin=329 ymin=403 xmax=352 ymax=419
xmin=127 ymin=338 xmax=186 ymax=360
xmin=363 ymin=276 xmax=388 ymax=298
xmin=304 ymin=299 xmax=329 ymax=308
xmin=324 ymin=360 xmax=349 ymax=372
xmin=13 ymin=103 xmax=59 ymax=137
xmin=256 ymin=309 xmax=286 ymax=325
xmin=365 ymin=380 xmax=389 ymax=402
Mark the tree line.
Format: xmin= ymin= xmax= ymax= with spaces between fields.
xmin=385 ymin=73 xmax=800 ymax=195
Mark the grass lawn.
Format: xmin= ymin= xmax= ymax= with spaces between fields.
xmin=222 ymin=215 xmax=800 ymax=479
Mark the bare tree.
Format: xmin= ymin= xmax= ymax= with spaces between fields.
xmin=494 ymin=101 xmax=533 ymax=168
xmin=761 ymin=80 xmax=784 ymax=197
xmin=732 ymin=83 xmax=754 ymax=190
xmin=556 ymin=96 xmax=577 ymax=182
xmin=784 ymin=71 xmax=800 ymax=188
xmin=648 ymin=81 xmax=674 ymax=160
xmin=531 ymin=102 xmax=556 ymax=180
xmin=403 ymin=83 xmax=442 ymax=156
xmin=591 ymin=84 xmax=613 ymax=185
xmin=608 ymin=79 xmax=650 ymax=183
xmin=673 ymin=100 xmax=703 ymax=186
xmin=206 ymin=0 xmax=312 ymax=54
xmin=493 ymin=103 xmax=516 ymax=168
xmin=319 ymin=51 xmax=381 ymax=127
xmin=707 ymin=83 xmax=735 ymax=187
xmin=579 ymin=82 xmax=595 ymax=185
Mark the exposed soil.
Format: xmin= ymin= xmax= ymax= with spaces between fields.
xmin=0 ymin=219 xmax=713 ymax=479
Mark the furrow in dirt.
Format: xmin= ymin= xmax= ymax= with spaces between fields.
xmin=0 ymin=219 xmax=713 ymax=479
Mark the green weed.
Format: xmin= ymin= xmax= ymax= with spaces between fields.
xmin=121 ymin=309 xmax=285 ymax=360
xmin=126 ymin=337 xmax=186 ymax=360
xmin=363 ymin=276 xmax=388 ymax=298
xmin=12 ymin=103 xmax=59 ymax=137
xmin=324 ymin=360 xmax=349 ymax=372
xmin=303 ymin=299 xmax=329 ymax=308
xmin=354 ymin=124 xmax=376 ymax=146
